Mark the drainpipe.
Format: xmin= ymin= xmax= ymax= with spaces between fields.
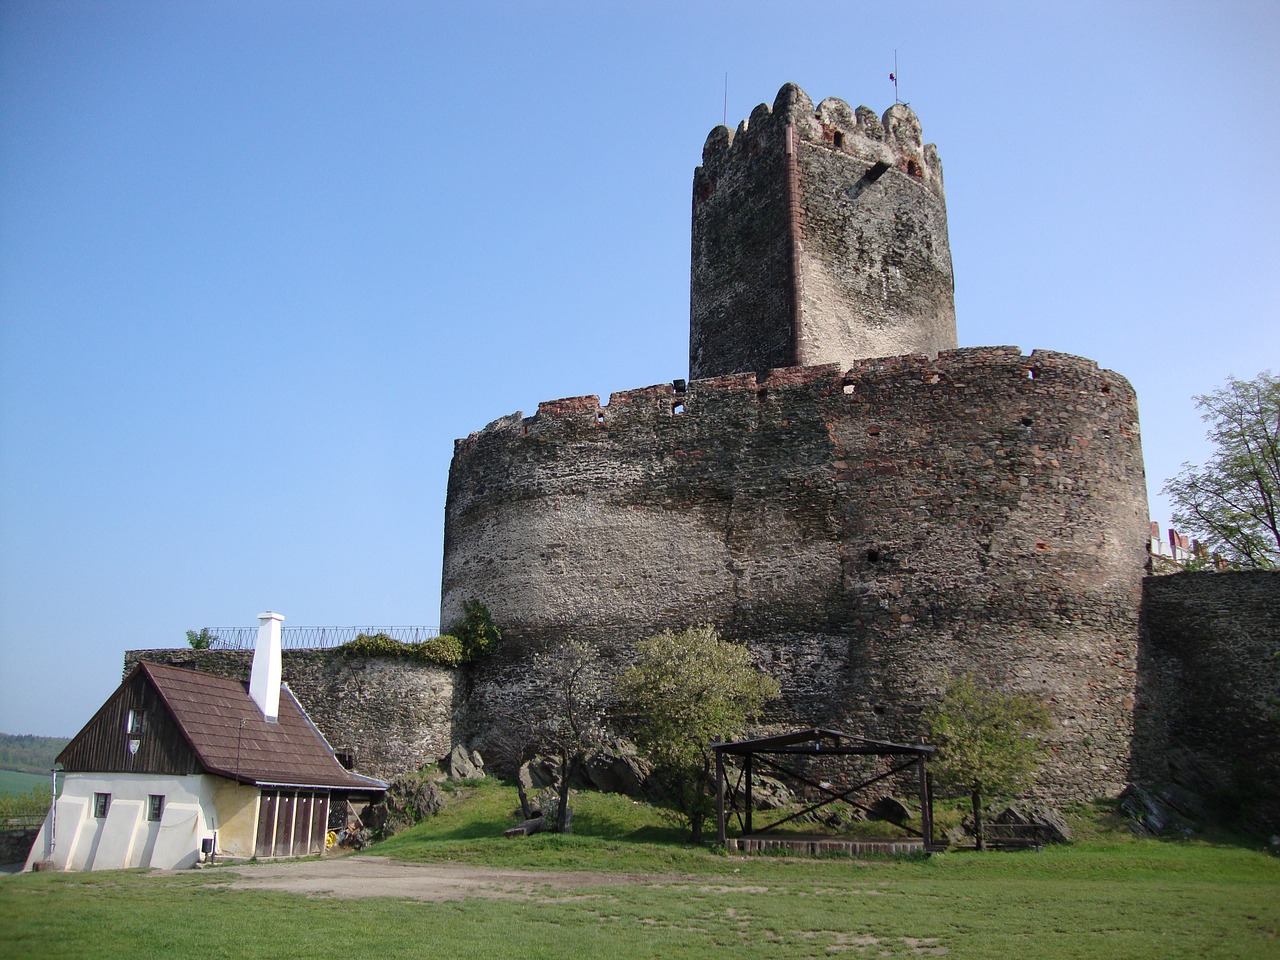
xmin=48 ymin=764 xmax=61 ymax=860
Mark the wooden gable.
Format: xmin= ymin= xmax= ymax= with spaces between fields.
xmin=58 ymin=666 xmax=202 ymax=776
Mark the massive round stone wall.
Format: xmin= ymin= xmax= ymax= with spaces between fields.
xmin=442 ymin=347 xmax=1149 ymax=800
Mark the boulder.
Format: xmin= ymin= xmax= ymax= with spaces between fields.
xmin=519 ymin=758 xmax=557 ymax=792
xmin=991 ymin=801 xmax=1072 ymax=845
xmin=729 ymin=773 xmax=792 ymax=810
xmin=866 ymin=796 xmax=913 ymax=826
xmin=363 ymin=776 xmax=446 ymax=839
xmin=1120 ymin=783 xmax=1172 ymax=836
xmin=580 ymin=749 xmax=652 ymax=795
xmin=448 ymin=743 xmax=484 ymax=780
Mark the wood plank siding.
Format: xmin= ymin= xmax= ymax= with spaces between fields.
xmin=255 ymin=789 xmax=330 ymax=858
xmin=58 ymin=669 xmax=201 ymax=776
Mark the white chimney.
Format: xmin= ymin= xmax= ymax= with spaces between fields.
xmin=249 ymin=611 xmax=284 ymax=722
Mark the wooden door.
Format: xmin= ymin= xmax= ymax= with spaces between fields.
xmin=255 ymin=791 xmax=277 ymax=858
xmin=273 ymin=791 xmax=295 ymax=858
xmin=295 ymin=793 xmax=313 ymax=856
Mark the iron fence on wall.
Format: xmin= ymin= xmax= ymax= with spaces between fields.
xmin=201 ymin=626 xmax=440 ymax=651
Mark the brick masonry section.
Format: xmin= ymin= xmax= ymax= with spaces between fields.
xmin=442 ymin=347 xmax=1149 ymax=801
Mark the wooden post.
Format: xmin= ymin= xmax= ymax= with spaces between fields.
xmin=745 ymin=752 xmax=754 ymax=836
xmin=716 ymin=748 xmax=726 ymax=845
xmin=917 ymin=756 xmax=933 ymax=848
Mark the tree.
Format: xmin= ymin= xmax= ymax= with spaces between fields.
xmin=526 ymin=637 xmax=608 ymax=833
xmin=924 ymin=674 xmax=1051 ymax=850
xmin=615 ymin=626 xmax=779 ymax=843
xmin=1162 ymin=371 xmax=1280 ymax=569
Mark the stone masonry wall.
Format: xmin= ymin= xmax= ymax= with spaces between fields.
xmin=690 ymin=83 xmax=956 ymax=382
xmin=442 ymin=347 xmax=1149 ymax=800
xmin=1134 ymin=571 xmax=1280 ymax=831
xmin=123 ymin=649 xmax=458 ymax=783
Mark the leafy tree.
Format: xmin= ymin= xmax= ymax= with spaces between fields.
xmin=449 ymin=599 xmax=503 ymax=662
xmin=616 ymin=626 xmax=779 ymax=843
xmin=1162 ymin=371 xmax=1280 ymax=569
xmin=526 ymin=637 xmax=608 ymax=833
xmin=924 ymin=674 xmax=1051 ymax=850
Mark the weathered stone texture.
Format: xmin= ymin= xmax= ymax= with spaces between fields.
xmin=1134 ymin=571 xmax=1280 ymax=830
xmin=443 ymin=347 xmax=1149 ymax=800
xmin=122 ymin=649 xmax=458 ymax=783
xmin=690 ymin=84 xmax=957 ymax=381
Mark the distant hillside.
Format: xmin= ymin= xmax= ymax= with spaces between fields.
xmin=0 ymin=733 xmax=70 ymax=775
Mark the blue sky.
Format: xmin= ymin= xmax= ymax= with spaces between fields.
xmin=2 ymin=1 xmax=1277 ymax=737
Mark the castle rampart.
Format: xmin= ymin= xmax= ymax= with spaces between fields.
xmin=690 ymin=84 xmax=957 ymax=381
xmin=442 ymin=347 xmax=1149 ymax=800
xmin=1134 ymin=571 xmax=1280 ymax=830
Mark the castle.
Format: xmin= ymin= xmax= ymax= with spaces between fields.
xmin=133 ymin=85 xmax=1278 ymax=825
xmin=442 ymin=84 xmax=1148 ymax=801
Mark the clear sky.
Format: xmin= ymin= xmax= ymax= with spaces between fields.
xmin=2 ymin=1 xmax=1277 ymax=738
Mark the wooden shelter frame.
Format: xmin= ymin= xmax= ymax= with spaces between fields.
xmin=714 ymin=728 xmax=938 ymax=847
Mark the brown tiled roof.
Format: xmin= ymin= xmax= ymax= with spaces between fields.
xmin=137 ymin=662 xmax=385 ymax=791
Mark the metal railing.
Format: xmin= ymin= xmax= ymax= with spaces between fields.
xmin=202 ymin=626 xmax=440 ymax=651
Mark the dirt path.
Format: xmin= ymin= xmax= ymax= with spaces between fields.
xmin=214 ymin=855 xmax=658 ymax=902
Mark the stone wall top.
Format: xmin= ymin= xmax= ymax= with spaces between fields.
xmin=453 ymin=347 xmax=1135 ymax=452
xmin=698 ymin=82 xmax=942 ymax=195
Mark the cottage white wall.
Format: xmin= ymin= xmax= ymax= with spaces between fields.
xmin=25 ymin=772 xmax=220 ymax=872
xmin=212 ymin=779 xmax=261 ymax=859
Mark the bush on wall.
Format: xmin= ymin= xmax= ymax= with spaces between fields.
xmin=338 ymin=632 xmax=465 ymax=668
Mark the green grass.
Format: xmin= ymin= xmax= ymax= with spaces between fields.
xmin=0 ymin=770 xmax=47 ymax=797
xmin=2 ymin=781 xmax=1277 ymax=959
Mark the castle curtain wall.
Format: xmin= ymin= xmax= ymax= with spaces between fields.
xmin=442 ymin=348 xmax=1149 ymax=800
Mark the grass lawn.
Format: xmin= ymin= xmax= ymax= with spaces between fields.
xmin=1 ymin=780 xmax=1276 ymax=959
xmin=0 ymin=770 xmax=47 ymax=797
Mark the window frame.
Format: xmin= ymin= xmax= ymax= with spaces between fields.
xmin=148 ymin=794 xmax=165 ymax=822
xmin=94 ymin=792 xmax=111 ymax=818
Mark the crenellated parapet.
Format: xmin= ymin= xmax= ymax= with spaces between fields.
xmin=455 ymin=348 xmax=1133 ymax=453
xmin=690 ymin=83 xmax=957 ymax=381
xmin=697 ymin=83 xmax=943 ymax=201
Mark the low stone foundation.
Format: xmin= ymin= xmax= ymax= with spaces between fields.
xmin=0 ymin=828 xmax=39 ymax=866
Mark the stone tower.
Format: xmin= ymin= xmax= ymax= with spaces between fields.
xmin=690 ymin=83 xmax=958 ymax=380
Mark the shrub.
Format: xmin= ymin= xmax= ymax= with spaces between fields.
xmin=338 ymin=632 xmax=464 ymax=668
xmin=449 ymin=600 xmax=502 ymax=662
xmin=186 ymin=628 xmax=217 ymax=650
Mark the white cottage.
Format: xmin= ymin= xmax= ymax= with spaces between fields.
xmin=26 ymin=613 xmax=385 ymax=871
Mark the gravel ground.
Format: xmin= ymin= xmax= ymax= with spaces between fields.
xmin=213 ymin=855 xmax=652 ymax=902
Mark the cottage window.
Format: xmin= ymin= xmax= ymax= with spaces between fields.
xmin=127 ymin=709 xmax=147 ymax=735
xmin=148 ymin=795 xmax=165 ymax=822
xmin=94 ymin=793 xmax=111 ymax=818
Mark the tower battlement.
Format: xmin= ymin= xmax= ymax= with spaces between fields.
xmin=698 ymin=83 xmax=943 ymax=200
xmin=690 ymin=83 xmax=957 ymax=381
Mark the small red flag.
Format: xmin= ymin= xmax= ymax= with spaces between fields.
xmin=889 ymin=73 xmax=895 ymax=81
